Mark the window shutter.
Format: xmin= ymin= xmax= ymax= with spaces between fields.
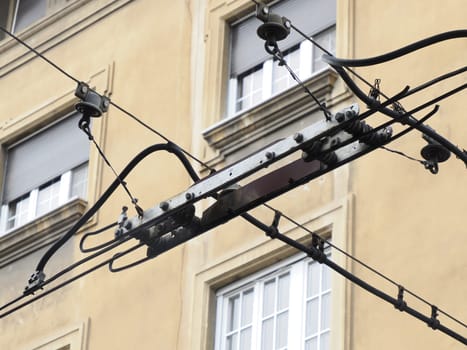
xmin=2 ymin=112 xmax=90 ymax=203
xmin=230 ymin=0 xmax=336 ymax=77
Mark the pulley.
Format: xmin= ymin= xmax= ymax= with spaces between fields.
xmin=420 ymin=134 xmax=451 ymax=163
xmin=256 ymin=4 xmax=290 ymax=42
xmin=420 ymin=131 xmax=451 ymax=174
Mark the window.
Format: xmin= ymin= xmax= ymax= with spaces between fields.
xmin=227 ymin=0 xmax=336 ymax=117
xmin=0 ymin=0 xmax=70 ymax=40
xmin=29 ymin=320 xmax=87 ymax=350
xmin=0 ymin=112 xmax=90 ymax=234
xmin=215 ymin=251 xmax=331 ymax=350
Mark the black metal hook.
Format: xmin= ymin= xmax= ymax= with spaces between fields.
xmin=423 ymin=160 xmax=439 ymax=174
xmin=78 ymin=115 xmax=93 ymax=141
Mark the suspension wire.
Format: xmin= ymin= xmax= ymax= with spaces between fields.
xmin=0 ymin=25 xmax=146 ymax=216
xmin=109 ymin=101 xmax=215 ymax=172
xmin=268 ymin=41 xmax=332 ymax=120
xmin=252 ymin=0 xmax=378 ymax=97
xmin=381 ymin=146 xmax=424 ymax=164
xmin=0 ymin=26 xmax=79 ymax=84
xmin=79 ymin=118 xmax=144 ymax=217
xmin=289 ymin=23 xmax=400 ymax=105
xmin=0 ymin=25 xmax=214 ymax=174
xmin=289 ymin=23 xmax=333 ymax=56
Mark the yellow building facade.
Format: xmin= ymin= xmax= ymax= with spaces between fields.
xmin=0 ymin=0 xmax=465 ymax=349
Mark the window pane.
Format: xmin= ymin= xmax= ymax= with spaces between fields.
xmin=313 ymin=26 xmax=336 ymax=72
xmin=227 ymin=295 xmax=240 ymax=332
xmin=262 ymin=279 xmax=276 ymax=317
xmin=230 ymin=0 xmax=336 ymax=76
xmin=320 ymin=292 xmax=331 ymax=330
xmin=320 ymin=331 xmax=330 ymax=350
xmin=307 ymin=262 xmax=320 ymax=298
xmin=261 ymin=317 xmax=274 ymax=350
xmin=240 ymin=327 xmax=252 ymax=350
xmin=236 ymin=66 xmax=263 ymax=112
xmin=305 ymin=337 xmax=318 ymax=350
xmin=272 ymin=47 xmax=301 ymax=95
xmin=7 ymin=195 xmax=30 ymax=230
xmin=71 ymin=163 xmax=89 ymax=199
xmin=322 ymin=265 xmax=331 ymax=291
xmin=241 ymin=289 xmax=254 ymax=326
xmin=306 ymin=298 xmax=319 ymax=336
xmin=215 ymin=256 xmax=331 ymax=350
xmin=14 ymin=0 xmax=47 ymax=33
xmin=36 ymin=178 xmax=61 ymax=217
xmin=276 ymin=311 xmax=288 ymax=349
xmin=226 ymin=333 xmax=238 ymax=350
xmin=277 ymin=273 xmax=290 ymax=311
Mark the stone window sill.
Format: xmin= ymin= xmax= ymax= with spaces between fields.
xmin=202 ymin=68 xmax=338 ymax=161
xmin=0 ymin=198 xmax=87 ymax=268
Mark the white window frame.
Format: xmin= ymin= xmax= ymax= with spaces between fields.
xmin=0 ymin=163 xmax=88 ymax=235
xmin=227 ymin=26 xmax=336 ymax=118
xmin=0 ymin=0 xmax=75 ymax=34
xmin=214 ymin=250 xmax=332 ymax=350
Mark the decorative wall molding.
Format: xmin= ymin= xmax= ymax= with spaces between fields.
xmin=0 ymin=0 xmax=133 ymax=78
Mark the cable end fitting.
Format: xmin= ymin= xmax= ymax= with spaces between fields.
xmin=75 ymin=82 xmax=110 ymax=119
xmin=311 ymin=234 xmax=327 ymax=263
xmin=394 ymin=285 xmax=407 ymax=312
xmin=266 ymin=211 xmax=282 ymax=239
xmin=24 ymin=270 xmax=46 ymax=295
xmin=427 ymin=305 xmax=440 ymax=330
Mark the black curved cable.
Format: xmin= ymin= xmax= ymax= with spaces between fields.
xmin=79 ymin=222 xmax=118 ymax=253
xmin=30 ymin=142 xmax=200 ymax=291
xmin=108 ymin=244 xmax=150 ymax=273
xmin=323 ymin=30 xmax=467 ymax=67
xmin=1 ymin=252 xmax=117 ymax=319
xmin=0 ymin=231 xmax=134 ymax=314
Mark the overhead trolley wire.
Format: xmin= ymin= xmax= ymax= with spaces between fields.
xmin=240 ymin=211 xmax=467 ymax=344
xmin=263 ymin=203 xmax=467 ymax=330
